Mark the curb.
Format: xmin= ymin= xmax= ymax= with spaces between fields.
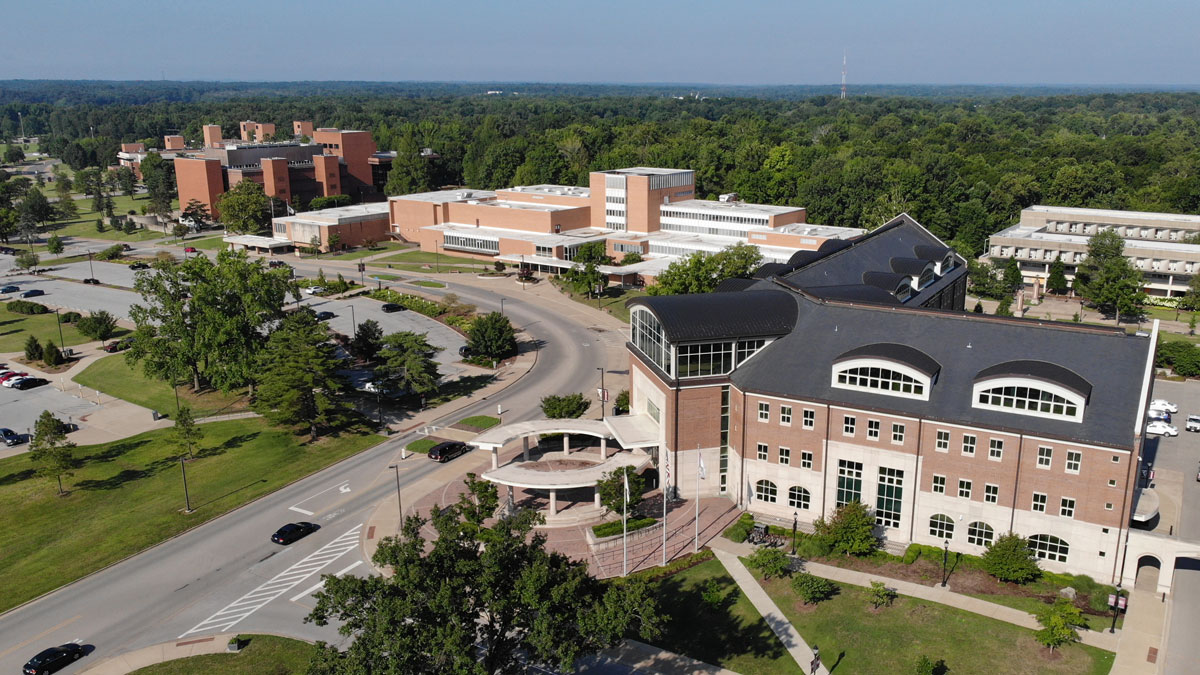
xmin=77 ymin=632 xmax=317 ymax=675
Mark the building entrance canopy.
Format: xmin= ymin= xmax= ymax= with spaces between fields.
xmin=469 ymin=419 xmax=613 ymax=451
xmin=482 ymin=452 xmax=652 ymax=491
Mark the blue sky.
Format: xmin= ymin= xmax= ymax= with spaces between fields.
xmin=3 ymin=0 xmax=1199 ymax=85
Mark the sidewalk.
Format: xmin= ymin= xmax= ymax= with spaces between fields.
xmin=78 ymin=633 xmax=237 ymax=674
xmin=709 ymin=536 xmax=1120 ymax=652
xmin=1112 ymin=586 xmax=1166 ymax=674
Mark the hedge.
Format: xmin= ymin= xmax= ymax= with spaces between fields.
xmin=722 ymin=512 xmax=755 ymax=543
xmin=369 ymin=289 xmax=442 ymax=317
xmin=611 ymin=550 xmax=716 ymax=585
xmin=592 ymin=516 xmax=657 ymax=539
xmin=7 ymin=300 xmax=49 ymax=315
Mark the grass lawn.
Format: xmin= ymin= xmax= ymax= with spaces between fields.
xmin=45 ymin=193 xmax=174 ymax=242
xmin=75 ymin=354 xmax=249 ymax=417
xmin=965 ymin=592 xmax=1123 ymax=632
xmin=645 ymin=559 xmax=799 ymax=674
xmin=1159 ymin=331 xmax=1200 ymax=345
xmin=372 ymin=273 xmax=402 ymax=281
xmin=411 ymin=280 xmax=446 ymax=288
xmin=407 ymin=438 xmax=436 ymax=454
xmin=130 ymin=635 xmax=318 ymax=674
xmin=0 ymin=303 xmax=104 ymax=352
xmin=317 ymin=242 xmax=410 ymax=260
xmin=456 ymin=415 xmax=500 ymax=430
xmin=374 ymin=250 xmax=490 ymax=274
xmin=757 ymin=574 xmax=1114 ymax=675
xmin=553 ymin=279 xmax=649 ymax=323
xmin=0 ymin=418 xmax=384 ymax=612
xmin=185 ymin=234 xmax=232 ymax=251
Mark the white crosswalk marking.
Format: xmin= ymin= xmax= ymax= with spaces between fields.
xmin=178 ymin=524 xmax=362 ymax=638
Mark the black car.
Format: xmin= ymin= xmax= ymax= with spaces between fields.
xmin=129 ymin=262 xmax=150 ymax=270
xmin=23 ymin=643 xmax=84 ymax=674
xmin=428 ymin=441 xmax=470 ymax=463
xmin=458 ymin=345 xmax=473 ymax=357
xmin=271 ymin=522 xmax=318 ymax=545
xmin=0 ymin=427 xmax=22 ymax=447
xmin=316 ymin=311 xmax=335 ymax=321
xmin=83 ymin=278 xmax=100 ymax=285
xmin=381 ymin=303 xmax=404 ymax=313
xmin=14 ymin=377 xmax=49 ymax=390
xmin=0 ymin=285 xmax=19 ymax=293
xmin=267 ymin=260 xmax=289 ymax=268
xmin=20 ymin=289 xmax=44 ymax=298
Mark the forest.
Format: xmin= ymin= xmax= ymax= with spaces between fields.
xmin=6 ymin=85 xmax=1200 ymax=256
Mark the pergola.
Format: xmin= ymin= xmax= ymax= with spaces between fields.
xmin=482 ymin=453 xmax=653 ymax=515
xmin=469 ymin=419 xmax=616 ymax=470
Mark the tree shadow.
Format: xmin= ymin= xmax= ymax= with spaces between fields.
xmin=75 ymin=467 xmax=151 ymax=491
xmin=0 ymin=468 xmax=36 ymax=486
xmin=78 ymin=438 xmax=151 ymax=465
xmin=826 ymin=651 xmax=847 ymax=673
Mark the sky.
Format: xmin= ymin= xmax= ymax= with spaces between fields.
xmin=3 ymin=0 xmax=1200 ymax=85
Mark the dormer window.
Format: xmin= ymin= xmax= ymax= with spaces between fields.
xmin=831 ymin=344 xmax=939 ymax=401
xmin=895 ymin=280 xmax=912 ymax=302
xmin=971 ymin=360 xmax=1090 ymax=423
xmin=918 ymin=266 xmax=936 ymax=289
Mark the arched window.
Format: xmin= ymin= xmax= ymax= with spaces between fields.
xmin=630 ymin=307 xmax=673 ymax=377
xmin=918 ymin=266 xmax=936 ymax=289
xmin=966 ymin=521 xmax=994 ymax=547
xmin=929 ymin=514 xmax=954 ymax=539
xmin=755 ymin=480 xmax=778 ymax=504
xmin=895 ymin=280 xmax=913 ymax=302
xmin=1029 ymin=534 xmax=1069 ymax=563
xmin=788 ymin=486 xmax=810 ymax=510
xmin=973 ymin=380 xmax=1083 ymax=422
xmin=835 ymin=363 xmax=927 ymax=398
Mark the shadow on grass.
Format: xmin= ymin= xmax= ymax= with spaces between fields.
xmin=0 ymin=468 xmax=36 ymax=486
xmin=428 ymin=374 xmax=495 ymax=404
xmin=78 ymin=438 xmax=152 ymax=465
xmin=192 ymin=478 xmax=268 ymax=511
xmin=75 ymin=468 xmax=151 ymax=491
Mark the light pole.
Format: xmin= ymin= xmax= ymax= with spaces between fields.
xmin=500 ymin=298 xmax=506 ymax=316
xmin=792 ymin=511 xmax=798 ymax=555
xmin=387 ymin=463 xmax=404 ymax=536
xmin=941 ymin=539 xmax=950 ymax=587
xmin=180 ymin=457 xmax=192 ymax=513
xmin=87 ymin=250 xmax=95 ymax=279
xmin=350 ymin=304 xmax=357 ymax=340
xmin=435 ymin=241 xmax=441 ymax=274
xmin=1109 ymin=584 xmax=1124 ymax=633
xmin=53 ymin=308 xmax=64 ymax=351
xmin=597 ymin=367 xmax=605 ymax=416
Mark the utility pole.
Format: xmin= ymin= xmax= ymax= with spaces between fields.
xmin=180 ymin=457 xmax=192 ymax=513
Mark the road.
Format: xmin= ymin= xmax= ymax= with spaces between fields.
xmin=0 ymin=249 xmax=624 ymax=672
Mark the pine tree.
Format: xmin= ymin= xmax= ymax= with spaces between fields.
xmin=30 ymin=410 xmax=75 ymax=495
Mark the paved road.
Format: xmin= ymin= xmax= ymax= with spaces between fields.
xmin=0 ymin=260 xmax=619 ymax=673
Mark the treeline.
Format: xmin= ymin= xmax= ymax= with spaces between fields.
xmin=9 ymin=92 xmax=1200 ymax=254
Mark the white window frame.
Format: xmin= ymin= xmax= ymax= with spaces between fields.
xmin=758 ymin=402 xmax=769 ymax=422
xmin=988 ymin=438 xmax=1004 ymax=462
xmin=1037 ymin=446 xmax=1053 ymax=469
xmin=779 ymin=446 xmax=791 ymax=466
xmin=755 ymin=480 xmax=777 ymax=503
xmin=962 ymin=434 xmax=976 ymax=457
xmin=892 ymin=423 xmax=905 ymax=444
xmin=1029 ymin=534 xmax=1069 ymax=563
xmin=984 ymin=483 xmax=999 ymax=504
xmin=1032 ymin=492 xmax=1047 ymax=513
xmin=935 ymin=430 xmax=950 ymax=452
xmin=843 ymin=415 xmax=856 ymax=436
xmin=802 ymin=409 xmax=815 ymax=429
xmin=831 ymin=358 xmax=932 ymax=401
xmin=780 ymin=405 xmax=792 ymax=426
xmin=971 ymin=377 xmax=1085 ymax=423
xmin=788 ymin=486 xmax=810 ymax=510
xmin=1065 ymin=450 xmax=1082 ymax=474
xmin=801 ymin=450 xmax=813 ymax=469
xmin=929 ymin=514 xmax=954 ymax=539
xmin=967 ymin=521 xmax=994 ymax=547
xmin=932 ymin=474 xmax=946 ymax=494
xmin=1060 ymin=497 xmax=1076 ymax=518
xmin=958 ymin=479 xmax=972 ymax=499
xmin=867 ymin=419 xmax=881 ymax=440
xmin=756 ymin=443 xmax=768 ymax=461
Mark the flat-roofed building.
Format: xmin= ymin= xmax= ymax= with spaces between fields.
xmin=224 ymin=202 xmax=391 ymax=255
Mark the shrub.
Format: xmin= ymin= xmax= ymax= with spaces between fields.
xmin=369 ymin=289 xmax=442 ymax=317
xmin=60 ymin=311 xmax=82 ymax=323
xmin=723 ymin=512 xmax=755 ymax=543
xmin=42 ymin=339 xmax=63 ymax=366
xmin=1035 ymin=597 xmax=1086 ymax=651
xmin=591 ymin=516 xmax=656 ymax=539
xmin=868 ymin=581 xmax=897 ymax=608
xmin=597 ymin=466 xmax=645 ymax=516
xmin=913 ymin=655 xmax=948 ymax=675
xmin=123 ymin=220 xmax=137 ymax=234
xmin=8 ymin=300 xmax=49 ymax=315
xmin=96 ymin=244 xmax=124 ymax=261
xmin=23 ymin=335 xmax=42 ymax=361
xmin=613 ymin=389 xmax=630 ymax=415
xmin=95 ymin=218 xmax=105 ymax=232
xmin=540 ymin=393 xmax=590 ymax=419
xmin=746 ymin=547 xmax=791 ymax=580
xmin=813 ymin=501 xmax=879 ymax=556
xmin=791 ymin=573 xmax=838 ymax=604
xmin=700 ymin=578 xmax=724 ymax=609
xmin=981 ymin=532 xmax=1041 ymax=584
xmin=795 ymin=534 xmax=833 ymax=559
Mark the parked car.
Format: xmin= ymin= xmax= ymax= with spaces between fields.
xmin=0 ymin=371 xmax=27 ymax=383
xmin=1146 ymin=420 xmax=1179 ymax=437
xmin=83 ymin=278 xmax=100 ymax=285
xmin=20 ymin=289 xmax=44 ymax=298
xmin=0 ymin=285 xmax=19 ymax=293
xmin=13 ymin=377 xmax=48 ymax=390
xmin=271 ymin=522 xmax=318 ymax=545
xmin=183 ymin=246 xmax=198 ymax=253
xmin=458 ymin=345 xmax=473 ymax=357
xmin=3 ymin=376 xmax=29 ymax=388
xmin=428 ymin=441 xmax=470 ymax=463
xmin=315 ymin=311 xmax=335 ymax=321
xmin=121 ymin=244 xmax=133 ymax=251
xmin=381 ymin=303 xmax=404 ymax=313
xmin=1187 ymin=415 xmax=1200 ymax=432
xmin=267 ymin=260 xmax=289 ymax=268
xmin=129 ymin=262 xmax=150 ymax=270
xmin=1147 ymin=409 xmax=1171 ymax=423
xmin=305 ymin=286 xmax=326 ymax=295
xmin=0 ymin=428 xmax=23 ymax=447
xmin=22 ymin=643 xmax=84 ymax=674
xmin=1149 ymin=399 xmax=1178 ymax=413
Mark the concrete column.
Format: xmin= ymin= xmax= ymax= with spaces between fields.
xmin=549 ymin=490 xmax=558 ymax=515
xmin=563 ymin=433 xmax=570 ymax=455
xmin=600 ymin=437 xmax=608 ymax=459
xmin=594 ymin=487 xmax=602 ymax=508
xmin=507 ymin=485 xmax=515 ymax=506
xmin=491 ymin=448 xmax=498 ymax=470
xmin=523 ymin=437 xmax=530 ymax=462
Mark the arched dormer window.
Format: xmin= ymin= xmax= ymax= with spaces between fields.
xmin=831 ymin=344 xmax=939 ymax=401
xmin=941 ymin=252 xmax=956 ymax=274
xmin=918 ymin=266 xmax=936 ymax=289
xmin=895 ymin=280 xmax=913 ymax=302
xmin=972 ymin=361 xmax=1090 ymax=423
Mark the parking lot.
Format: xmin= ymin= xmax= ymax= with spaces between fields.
xmin=0 ymin=364 xmax=96 ymax=455
xmin=1136 ymin=379 xmax=1200 ymax=538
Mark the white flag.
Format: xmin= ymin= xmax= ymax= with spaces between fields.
xmin=698 ymin=453 xmax=707 ymax=480
xmin=623 ymin=471 xmax=630 ymax=502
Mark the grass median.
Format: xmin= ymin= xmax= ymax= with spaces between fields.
xmin=46 ymin=194 xmax=174 ymax=242
xmin=0 ymin=417 xmax=384 ymax=613
xmin=75 ymin=354 xmax=249 ymax=417
xmin=129 ymin=634 xmax=319 ymax=674
xmin=0 ymin=303 xmax=96 ymax=352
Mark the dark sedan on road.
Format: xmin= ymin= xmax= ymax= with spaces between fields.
xmin=14 ymin=377 xmax=49 ymax=390
xmin=0 ymin=427 xmax=22 ymax=446
xmin=103 ymin=338 xmax=133 ymax=353
xmin=22 ymin=643 xmax=84 ymax=674
xmin=381 ymin=303 xmax=405 ymax=313
xmin=1 ymin=285 xmax=19 ymax=293
xmin=428 ymin=441 xmax=470 ymax=463
xmin=20 ymin=289 xmax=44 ymax=298
xmin=316 ymin=311 xmax=335 ymax=321
xmin=271 ymin=522 xmax=319 ymax=545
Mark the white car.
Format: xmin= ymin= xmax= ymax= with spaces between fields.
xmin=1146 ymin=420 xmax=1179 ymax=437
xmin=2 ymin=376 xmax=28 ymax=388
xmin=1149 ymin=399 xmax=1178 ymax=414
xmin=304 ymin=286 xmax=326 ymax=295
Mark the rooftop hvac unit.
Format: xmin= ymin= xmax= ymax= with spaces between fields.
xmin=719 ymin=193 xmax=739 ymax=203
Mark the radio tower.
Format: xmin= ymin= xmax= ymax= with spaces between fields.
xmin=840 ymin=51 xmax=847 ymax=100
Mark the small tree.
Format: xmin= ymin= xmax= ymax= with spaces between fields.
xmin=812 ymin=501 xmax=878 ymax=556
xmin=981 ymin=532 xmax=1041 ymax=584
xmin=995 ymin=294 xmax=1014 ymax=316
xmin=173 ymin=404 xmax=203 ymax=459
xmin=172 ymin=223 xmax=189 ymax=241
xmin=1002 ymin=257 xmax=1023 ymax=293
xmin=42 ymin=339 xmax=63 ymax=366
xmin=972 ymin=300 xmax=984 ymax=313
xmin=791 ymin=573 xmax=838 ymax=605
xmin=467 ymin=311 xmax=517 ymax=360
xmin=613 ymin=389 xmax=630 ymax=415
xmin=30 ymin=410 xmax=75 ymax=495
xmin=328 ymin=233 xmax=341 ymax=251
xmin=363 ymin=238 xmax=377 ymax=250
xmin=1046 ymin=257 xmax=1070 ymax=295
xmin=123 ymin=220 xmax=137 ymax=235
xmin=746 ymin=547 xmax=791 ymax=581
xmin=15 ymin=250 xmax=38 ymax=270
xmin=540 ymin=393 xmax=590 ymax=419
xmin=868 ymin=581 xmax=897 ymax=609
xmin=46 ymin=233 xmax=63 ymax=255
xmin=95 ymin=218 xmax=105 ymax=233
xmin=597 ymin=466 xmax=645 ymax=519
xmin=350 ymin=319 xmax=384 ymax=362
xmin=77 ymin=310 xmax=118 ymax=345
xmin=23 ymin=334 xmax=42 ymax=361
xmin=1035 ymin=597 xmax=1086 ymax=652
xmin=913 ymin=655 xmax=948 ymax=675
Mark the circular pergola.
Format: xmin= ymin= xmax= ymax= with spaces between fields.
xmin=470 ymin=419 xmax=615 ymax=469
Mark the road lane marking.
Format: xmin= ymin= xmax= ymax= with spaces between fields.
xmin=333 ymin=561 xmax=363 ymax=576
xmin=287 ymin=481 xmax=351 ymax=515
xmin=289 ymin=560 xmax=364 ymax=602
xmin=178 ymin=524 xmax=361 ymax=638
xmin=0 ymin=614 xmax=82 ymax=659
xmin=287 ymin=506 xmax=315 ymax=515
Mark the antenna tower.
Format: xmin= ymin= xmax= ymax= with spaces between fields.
xmin=840 ymin=51 xmax=846 ymax=100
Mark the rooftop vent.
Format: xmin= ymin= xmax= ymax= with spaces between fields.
xmin=718 ymin=193 xmax=739 ymax=203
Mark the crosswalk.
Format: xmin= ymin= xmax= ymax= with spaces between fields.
xmin=178 ymin=523 xmax=362 ymax=638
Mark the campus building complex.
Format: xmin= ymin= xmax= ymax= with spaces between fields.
xmin=173 ymin=121 xmax=393 ymax=220
xmin=621 ymin=216 xmax=1156 ymax=585
xmin=389 ymin=167 xmax=865 ymax=284
xmin=986 ymin=205 xmax=1200 ymax=297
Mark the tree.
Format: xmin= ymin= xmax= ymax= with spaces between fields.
xmin=791 ymin=573 xmax=838 ymax=605
xmin=306 ymin=476 xmax=661 ymax=674
xmin=172 ymin=223 xmax=189 ymax=240
xmin=140 ymin=152 xmax=175 ymax=219
xmin=350 ymin=319 xmax=384 ymax=362
xmin=54 ymin=197 xmax=78 ymax=221
xmin=746 ymin=547 xmax=791 ymax=580
xmin=1002 ymin=257 xmax=1023 ymax=293
xmin=375 ymin=331 xmax=441 ymax=396
xmin=868 ymin=581 xmax=897 ymax=609
xmin=1074 ymin=229 xmax=1126 ymax=298
xmin=621 ymin=251 xmax=643 ymax=265
xmin=1035 ymin=598 xmax=1086 ymax=652
xmin=15 ymin=250 xmax=38 ymax=271
xmin=812 ymin=501 xmax=878 ymax=556
xmin=563 ymin=261 xmax=606 ymax=298
xmin=383 ymin=132 xmax=434 ymax=196
xmin=215 ymin=179 xmax=269 ymax=234
xmin=574 ymin=240 xmax=611 ymax=265
xmin=181 ymin=199 xmax=210 ymax=230
xmin=995 ymin=294 xmax=1014 ymax=316
xmin=42 ymin=339 xmax=63 ymax=366
xmin=613 ymin=389 xmax=630 ymax=415
xmin=540 ymin=393 xmax=590 ymax=419
xmin=3 ymin=145 xmax=24 ymax=164
xmin=646 ymin=242 xmax=761 ymax=296
xmin=253 ymin=310 xmax=349 ymax=441
xmin=46 ymin=233 xmax=63 ymax=255
xmin=77 ymin=310 xmax=118 ymax=345
xmin=328 ymin=233 xmax=342 ymax=251
xmin=1179 ymin=273 xmax=1200 ymax=312
xmin=913 ymin=655 xmax=948 ymax=675
xmin=19 ymin=187 xmax=53 ymax=226
xmin=0 ymin=207 xmax=16 ymax=244
xmin=1088 ymin=257 xmax=1146 ymax=324
xmin=972 ymin=300 xmax=984 ymax=313
xmin=597 ymin=466 xmax=645 ymax=518
xmin=30 ymin=410 xmax=75 ymax=495
xmin=1046 ymin=257 xmax=1070 ymax=295
xmin=980 ymin=532 xmax=1041 ymax=584
xmin=51 ymin=167 xmax=72 ymax=202
xmin=114 ymin=166 xmax=137 ymax=197
xmin=173 ymin=404 xmax=203 ymax=459
xmin=23 ymin=334 xmax=42 ymax=361
xmin=467 ymin=311 xmax=517 ymax=360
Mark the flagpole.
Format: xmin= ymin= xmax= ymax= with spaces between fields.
xmin=694 ymin=446 xmax=701 ymax=554
xmin=622 ymin=471 xmax=629 ymax=577
xmin=662 ymin=458 xmax=668 ymax=566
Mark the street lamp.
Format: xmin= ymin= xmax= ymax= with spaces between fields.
xmin=1109 ymin=584 xmax=1124 ymax=633
xmin=941 ymin=539 xmax=950 ymax=587
xmin=350 ymin=304 xmax=357 ymax=340
xmin=597 ymin=367 xmax=605 ymax=416
xmin=435 ymin=241 xmax=441 ymax=274
xmin=387 ymin=463 xmax=404 ymax=537
xmin=86 ymin=250 xmax=95 ymax=279
xmin=792 ymin=511 xmax=798 ymax=555
xmin=500 ymin=298 xmax=506 ymax=316
xmin=53 ymin=308 xmax=64 ymax=352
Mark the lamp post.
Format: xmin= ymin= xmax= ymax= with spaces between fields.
xmin=180 ymin=457 xmax=192 ymax=513
xmin=387 ymin=463 xmax=403 ymax=537
xmin=792 ymin=511 xmax=798 ymax=555
xmin=53 ymin=308 xmax=64 ymax=351
xmin=597 ymin=367 xmax=605 ymax=416
xmin=500 ymin=298 xmax=506 ymax=316
xmin=1109 ymin=584 xmax=1124 ymax=633
xmin=350 ymin=304 xmax=357 ymax=340
xmin=87 ymin=250 xmax=95 ymax=279
xmin=941 ymin=539 xmax=950 ymax=587
xmin=435 ymin=241 xmax=441 ymax=274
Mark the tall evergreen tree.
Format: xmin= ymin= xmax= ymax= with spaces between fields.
xmin=30 ymin=410 xmax=75 ymax=495
xmin=253 ymin=310 xmax=349 ymax=440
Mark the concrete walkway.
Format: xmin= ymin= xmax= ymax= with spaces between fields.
xmin=1113 ymin=586 xmax=1167 ymax=674
xmin=711 ymin=548 xmax=825 ymax=675
xmin=78 ymin=633 xmax=237 ymax=674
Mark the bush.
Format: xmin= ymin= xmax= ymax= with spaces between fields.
xmin=96 ymin=244 xmax=124 ymax=261
xmin=308 ymin=194 xmax=352 ymax=211
xmin=1035 ymin=597 xmax=1086 ymax=651
xmin=123 ymin=220 xmax=137 ymax=234
xmin=981 ymin=532 xmax=1041 ymax=584
xmin=60 ymin=311 xmax=82 ymax=323
xmin=368 ymin=289 xmax=442 ymax=317
xmin=795 ymin=533 xmax=833 ymax=559
xmin=540 ymin=393 xmax=590 ymax=419
xmin=913 ymin=655 xmax=948 ymax=675
xmin=746 ymin=547 xmax=791 ymax=580
xmin=791 ymin=573 xmax=838 ymax=604
xmin=95 ymin=218 xmax=105 ymax=233
xmin=723 ymin=512 xmax=755 ymax=543
xmin=42 ymin=339 xmax=63 ymax=366
xmin=591 ymin=517 xmax=656 ymax=538
xmin=868 ymin=581 xmax=897 ymax=608
xmin=813 ymin=501 xmax=879 ymax=556
xmin=8 ymin=300 xmax=49 ymax=315
xmin=613 ymin=389 xmax=630 ymax=415
xmin=700 ymin=578 xmax=724 ymax=609
xmin=23 ymin=335 xmax=42 ymax=361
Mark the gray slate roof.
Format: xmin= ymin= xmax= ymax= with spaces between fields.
xmin=629 ymin=291 xmax=797 ymax=343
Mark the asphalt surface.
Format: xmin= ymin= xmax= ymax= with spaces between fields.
xmin=0 ymin=249 xmax=619 ymax=673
